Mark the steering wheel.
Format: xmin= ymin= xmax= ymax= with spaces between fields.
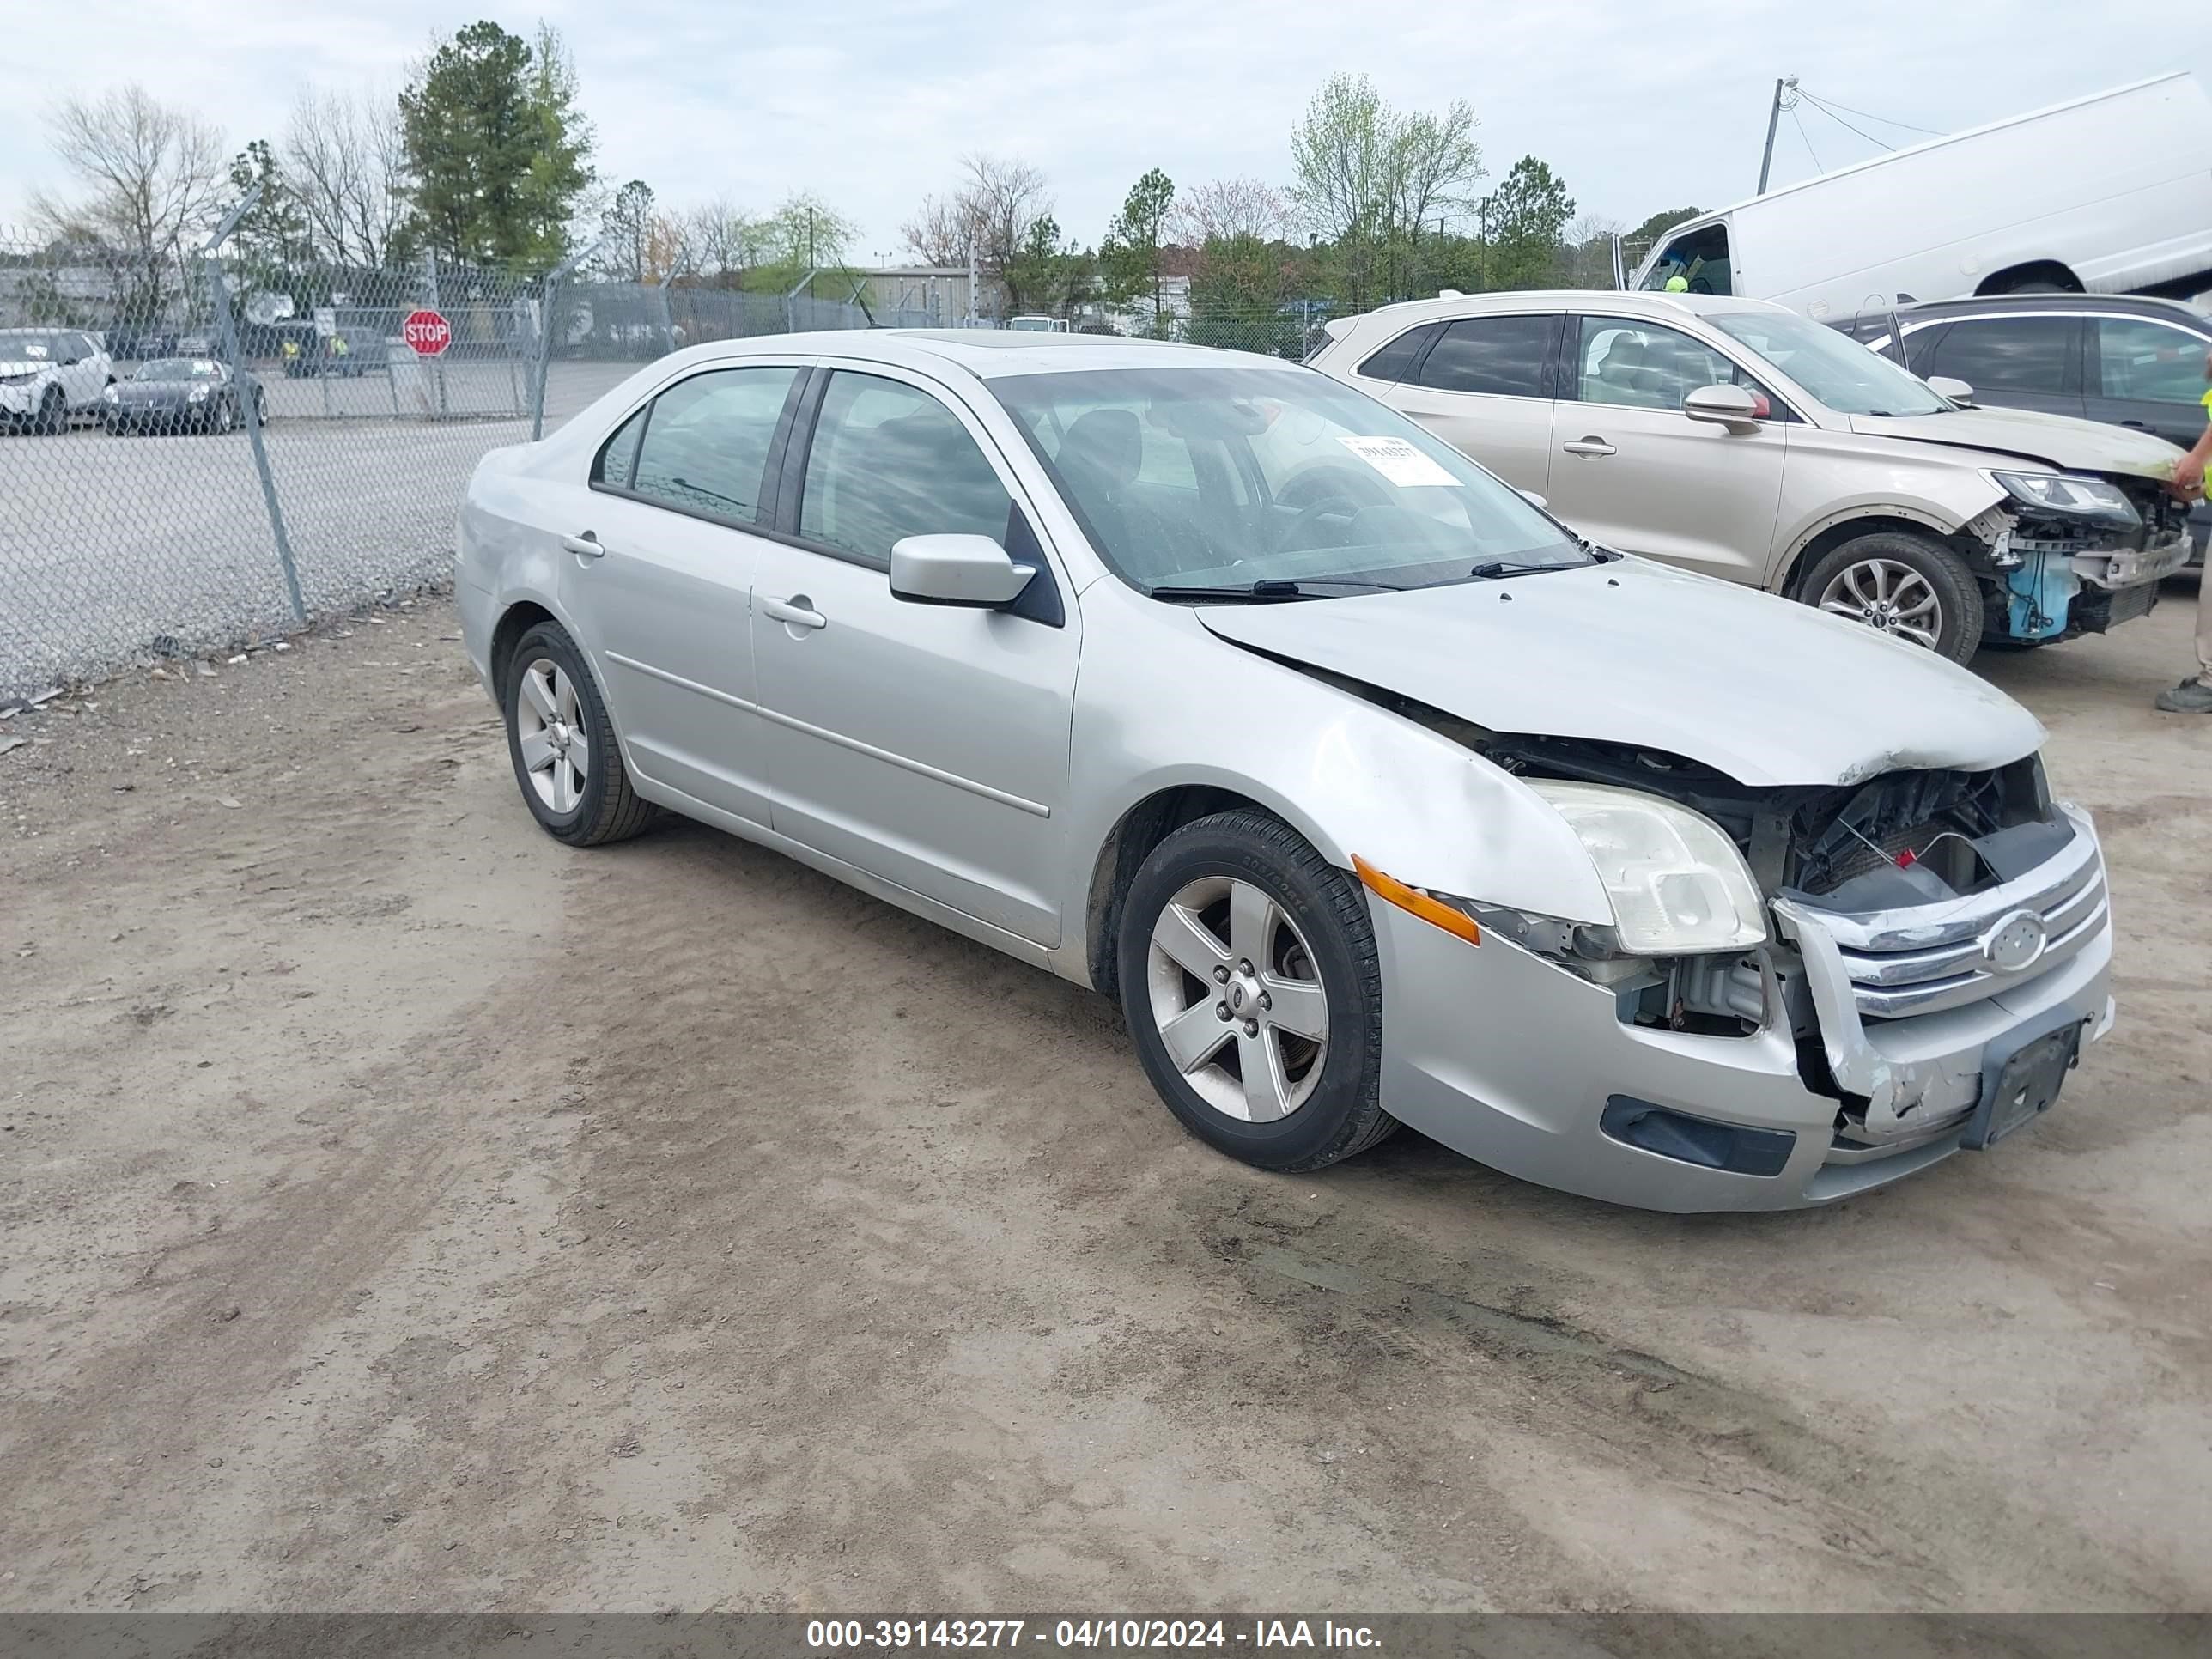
xmin=1123 ymin=496 xmax=1217 ymax=576
xmin=1273 ymin=465 xmax=1390 ymax=556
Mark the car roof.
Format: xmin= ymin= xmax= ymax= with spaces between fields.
xmin=1874 ymin=292 xmax=2211 ymax=328
xmin=651 ymin=328 xmax=1305 ymax=381
xmin=1340 ymin=289 xmax=1793 ymax=335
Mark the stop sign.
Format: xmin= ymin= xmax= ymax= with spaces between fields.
xmin=402 ymin=308 xmax=452 ymax=356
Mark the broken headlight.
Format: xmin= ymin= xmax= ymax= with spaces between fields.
xmin=1523 ymin=781 xmax=1767 ymax=955
xmin=1988 ymin=471 xmax=2140 ymax=526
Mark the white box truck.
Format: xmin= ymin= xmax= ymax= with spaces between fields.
xmin=1630 ymin=73 xmax=2212 ymax=325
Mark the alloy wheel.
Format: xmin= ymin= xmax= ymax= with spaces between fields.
xmin=514 ymin=657 xmax=589 ymax=814
xmin=1817 ymin=558 xmax=1943 ymax=650
xmin=1146 ymin=875 xmax=1329 ymax=1122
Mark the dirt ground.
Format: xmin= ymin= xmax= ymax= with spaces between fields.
xmin=2 ymin=585 xmax=2208 ymax=1615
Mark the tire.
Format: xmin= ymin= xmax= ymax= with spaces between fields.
xmin=35 ymin=388 xmax=64 ymax=435
xmin=213 ymin=397 xmax=234 ymax=434
xmin=1116 ymin=808 xmax=1396 ymax=1172
xmin=501 ymin=621 xmax=656 ymax=847
xmin=1801 ymin=530 xmax=1984 ymax=664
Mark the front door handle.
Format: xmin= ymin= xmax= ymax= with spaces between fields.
xmin=2120 ymin=420 xmax=2151 ymax=430
xmin=562 ymin=532 xmax=605 ymax=558
xmin=1561 ymin=437 xmax=1617 ymax=458
xmin=761 ymin=594 xmax=827 ymax=630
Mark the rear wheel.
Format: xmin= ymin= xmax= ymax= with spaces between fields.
xmin=1116 ymin=809 xmax=1395 ymax=1171
xmin=501 ymin=621 xmax=656 ymax=847
xmin=1802 ymin=530 xmax=1984 ymax=663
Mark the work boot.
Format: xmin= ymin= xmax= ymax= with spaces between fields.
xmin=2153 ymin=678 xmax=2212 ymax=713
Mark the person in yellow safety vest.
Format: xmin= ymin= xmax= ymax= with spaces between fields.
xmin=280 ymin=336 xmax=301 ymax=370
xmin=2154 ymin=362 xmax=2212 ymax=713
xmin=330 ymin=331 xmax=350 ymax=374
xmin=1663 ymin=271 xmax=1690 ymax=293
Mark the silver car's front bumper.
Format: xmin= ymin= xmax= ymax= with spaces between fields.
xmin=0 ymin=382 xmax=46 ymax=416
xmin=2074 ymin=527 xmax=2193 ymax=592
xmin=1369 ymin=826 xmax=2114 ymax=1212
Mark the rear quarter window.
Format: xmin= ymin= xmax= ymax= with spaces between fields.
xmin=1355 ymin=323 xmax=1439 ymax=383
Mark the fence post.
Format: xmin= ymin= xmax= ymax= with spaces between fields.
xmin=422 ymin=251 xmax=449 ymax=419
xmin=532 ymin=240 xmax=599 ymax=442
xmin=206 ymin=191 xmax=306 ymax=624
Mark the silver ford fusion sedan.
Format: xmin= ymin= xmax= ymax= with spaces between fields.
xmin=457 ymin=331 xmax=2115 ymax=1212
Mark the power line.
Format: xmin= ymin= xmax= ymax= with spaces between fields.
xmin=1797 ymin=89 xmax=1943 ymax=137
xmin=1790 ymin=107 xmax=1824 ymax=173
xmin=1797 ymin=91 xmax=1896 ymax=152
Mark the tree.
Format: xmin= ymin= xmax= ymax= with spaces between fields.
xmin=1626 ymin=205 xmax=1704 ymax=248
xmin=602 ymin=179 xmax=657 ymax=283
xmin=285 ymin=87 xmax=411 ymax=266
xmin=1479 ymin=155 xmax=1575 ymax=289
xmin=30 ymin=85 xmax=228 ymax=325
xmin=899 ymin=155 xmax=1050 ymax=314
xmin=1100 ymin=167 xmax=1176 ymax=325
xmin=1170 ymin=178 xmax=1287 ymax=246
xmin=1558 ymin=212 xmax=1626 ymax=289
xmin=227 ymin=140 xmax=310 ymax=269
xmin=399 ymin=20 xmax=594 ymax=267
xmin=1001 ymin=216 xmax=1093 ymax=319
xmin=1288 ymin=74 xmax=1483 ymax=307
xmin=32 ymin=86 xmax=226 ymax=255
xmin=898 ymin=193 xmax=973 ymax=265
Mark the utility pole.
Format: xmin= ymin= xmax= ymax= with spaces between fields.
xmin=1758 ymin=76 xmax=1799 ymax=194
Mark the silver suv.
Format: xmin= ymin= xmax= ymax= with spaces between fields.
xmin=1311 ymin=290 xmax=2193 ymax=661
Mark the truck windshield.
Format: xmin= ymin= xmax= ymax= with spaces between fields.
xmin=1710 ymin=309 xmax=1949 ymax=417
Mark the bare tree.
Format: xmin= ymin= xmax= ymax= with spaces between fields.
xmin=899 ymin=155 xmax=1049 ymax=301
xmin=684 ymin=197 xmax=763 ymax=284
xmin=899 ymin=192 xmax=974 ymax=265
xmin=32 ymin=86 xmax=227 ymax=259
xmin=283 ymin=86 xmax=410 ymax=266
xmin=1170 ymin=178 xmax=1288 ymax=246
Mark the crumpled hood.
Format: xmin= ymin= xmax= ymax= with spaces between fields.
xmin=1847 ymin=404 xmax=2184 ymax=479
xmin=1195 ymin=558 xmax=2045 ymax=788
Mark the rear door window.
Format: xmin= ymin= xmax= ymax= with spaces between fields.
xmin=1921 ymin=315 xmax=2079 ymax=395
xmin=626 ymin=365 xmax=800 ymax=522
xmin=1413 ymin=314 xmax=1559 ymax=398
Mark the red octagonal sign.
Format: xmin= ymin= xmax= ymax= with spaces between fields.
xmin=403 ymin=308 xmax=453 ymax=356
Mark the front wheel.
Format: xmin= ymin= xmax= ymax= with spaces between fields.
xmin=501 ymin=621 xmax=656 ymax=847
xmin=1116 ymin=809 xmax=1396 ymax=1171
xmin=1802 ymin=531 xmax=1985 ymax=664
xmin=35 ymin=388 xmax=64 ymax=434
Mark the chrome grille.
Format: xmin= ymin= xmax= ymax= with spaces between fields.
xmin=1793 ymin=825 xmax=2107 ymax=1019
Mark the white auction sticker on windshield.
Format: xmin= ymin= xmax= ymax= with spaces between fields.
xmin=1337 ymin=434 xmax=1460 ymax=487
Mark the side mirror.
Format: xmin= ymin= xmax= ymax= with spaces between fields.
xmin=1682 ymin=382 xmax=1762 ymax=432
xmin=1517 ymin=489 xmax=1549 ymax=511
xmin=1926 ymin=375 xmax=1976 ymax=406
xmin=889 ymin=533 xmax=1036 ymax=608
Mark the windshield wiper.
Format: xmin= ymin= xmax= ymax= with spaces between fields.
xmin=1147 ymin=580 xmax=1320 ymax=603
xmin=1469 ymin=559 xmax=1575 ymax=580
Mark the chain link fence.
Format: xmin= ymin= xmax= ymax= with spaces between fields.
xmin=0 ymin=230 xmax=933 ymax=704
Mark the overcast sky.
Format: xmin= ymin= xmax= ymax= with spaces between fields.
xmin=3 ymin=1 xmax=2193 ymax=261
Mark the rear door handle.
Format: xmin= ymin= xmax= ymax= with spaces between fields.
xmin=1561 ymin=437 xmax=1617 ymax=458
xmin=761 ymin=594 xmax=827 ymax=630
xmin=2119 ymin=420 xmax=2151 ymax=430
xmin=562 ymin=532 xmax=605 ymax=558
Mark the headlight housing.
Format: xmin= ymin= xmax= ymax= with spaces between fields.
xmin=101 ymin=384 xmax=118 ymax=403
xmin=188 ymin=386 xmax=211 ymax=404
xmin=1524 ymin=781 xmax=1766 ymax=955
xmin=1989 ymin=471 xmax=2140 ymax=526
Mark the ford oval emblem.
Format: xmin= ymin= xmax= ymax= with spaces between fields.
xmin=1981 ymin=909 xmax=2048 ymax=974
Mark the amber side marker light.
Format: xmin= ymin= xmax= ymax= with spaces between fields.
xmin=1352 ymin=855 xmax=1481 ymax=946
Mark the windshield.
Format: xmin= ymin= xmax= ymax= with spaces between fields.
xmin=988 ymin=364 xmax=1587 ymax=594
xmin=1709 ymin=309 xmax=1948 ymax=417
xmin=0 ymin=331 xmax=68 ymax=361
xmin=134 ymin=358 xmax=223 ymax=382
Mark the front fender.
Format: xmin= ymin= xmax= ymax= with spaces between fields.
xmin=1059 ymin=592 xmax=1614 ymax=977
xmin=1766 ymin=453 xmax=2008 ymax=592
